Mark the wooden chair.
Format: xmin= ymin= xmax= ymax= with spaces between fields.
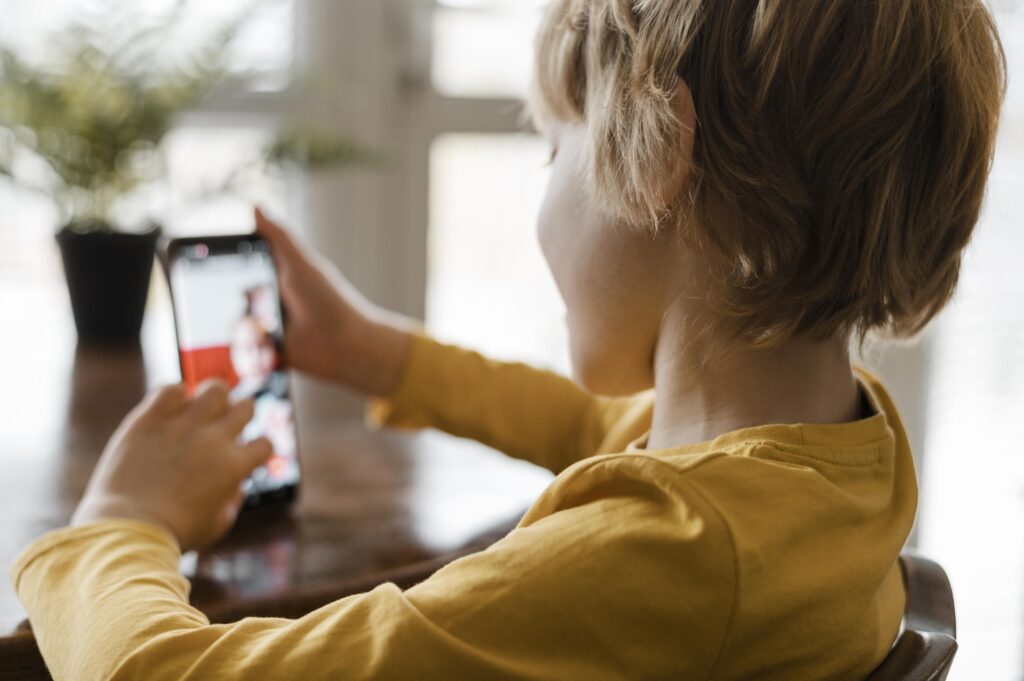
xmin=867 ymin=551 xmax=958 ymax=681
xmin=0 ymin=630 xmax=47 ymax=681
xmin=0 ymin=550 xmax=958 ymax=681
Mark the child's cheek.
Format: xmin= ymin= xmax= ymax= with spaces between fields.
xmin=536 ymin=177 xmax=572 ymax=304
xmin=536 ymin=124 xmax=591 ymax=305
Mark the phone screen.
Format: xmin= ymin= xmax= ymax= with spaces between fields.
xmin=167 ymin=238 xmax=300 ymax=500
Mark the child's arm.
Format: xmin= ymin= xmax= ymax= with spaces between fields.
xmin=368 ymin=332 xmax=652 ymax=473
xmin=13 ymin=459 xmax=734 ymax=681
xmin=254 ymin=210 xmax=648 ymax=472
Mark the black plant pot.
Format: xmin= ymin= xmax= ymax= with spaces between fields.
xmin=56 ymin=224 xmax=161 ymax=345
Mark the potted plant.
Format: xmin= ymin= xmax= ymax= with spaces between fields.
xmin=0 ymin=4 xmax=376 ymax=345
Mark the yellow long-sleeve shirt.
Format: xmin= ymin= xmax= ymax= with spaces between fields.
xmin=11 ymin=334 xmax=916 ymax=681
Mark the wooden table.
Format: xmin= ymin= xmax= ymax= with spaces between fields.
xmin=0 ymin=272 xmax=552 ymax=676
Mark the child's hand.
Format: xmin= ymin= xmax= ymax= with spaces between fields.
xmin=254 ymin=208 xmax=413 ymax=397
xmin=71 ymin=382 xmax=273 ymax=552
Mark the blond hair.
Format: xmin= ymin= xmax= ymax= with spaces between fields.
xmin=530 ymin=0 xmax=1006 ymax=346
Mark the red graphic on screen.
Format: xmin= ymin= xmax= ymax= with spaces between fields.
xmin=180 ymin=345 xmax=239 ymax=391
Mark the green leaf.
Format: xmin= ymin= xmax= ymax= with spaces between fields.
xmin=267 ymin=127 xmax=384 ymax=171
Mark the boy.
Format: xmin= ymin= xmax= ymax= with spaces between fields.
xmin=12 ymin=1 xmax=1005 ymax=679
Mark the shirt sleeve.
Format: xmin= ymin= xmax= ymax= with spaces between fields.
xmin=12 ymin=459 xmax=736 ymax=681
xmin=366 ymin=333 xmax=652 ymax=473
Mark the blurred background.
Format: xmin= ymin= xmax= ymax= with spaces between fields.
xmin=0 ymin=1 xmax=1020 ymax=679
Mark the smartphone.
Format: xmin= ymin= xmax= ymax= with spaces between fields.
xmin=161 ymin=234 xmax=300 ymax=507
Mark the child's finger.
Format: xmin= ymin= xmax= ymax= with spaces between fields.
xmin=218 ymin=398 xmax=256 ymax=438
xmin=223 ymin=487 xmax=245 ymax=516
xmin=217 ymin=489 xmax=248 ymax=534
xmin=237 ymin=437 xmax=274 ymax=474
xmin=254 ymin=207 xmax=300 ymax=265
xmin=139 ymin=384 xmax=187 ymax=418
xmin=186 ymin=380 xmax=231 ymax=422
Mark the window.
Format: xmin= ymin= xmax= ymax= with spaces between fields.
xmin=431 ymin=0 xmax=547 ymax=98
xmin=427 ymin=134 xmax=567 ymax=370
xmin=0 ymin=0 xmax=294 ymax=88
xmin=424 ymin=0 xmax=567 ymax=371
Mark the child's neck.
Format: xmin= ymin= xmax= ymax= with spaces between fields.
xmin=646 ymin=322 xmax=863 ymax=451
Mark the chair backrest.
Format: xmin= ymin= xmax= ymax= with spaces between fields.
xmin=866 ymin=551 xmax=958 ymax=681
xmin=0 ymin=630 xmax=49 ymax=681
